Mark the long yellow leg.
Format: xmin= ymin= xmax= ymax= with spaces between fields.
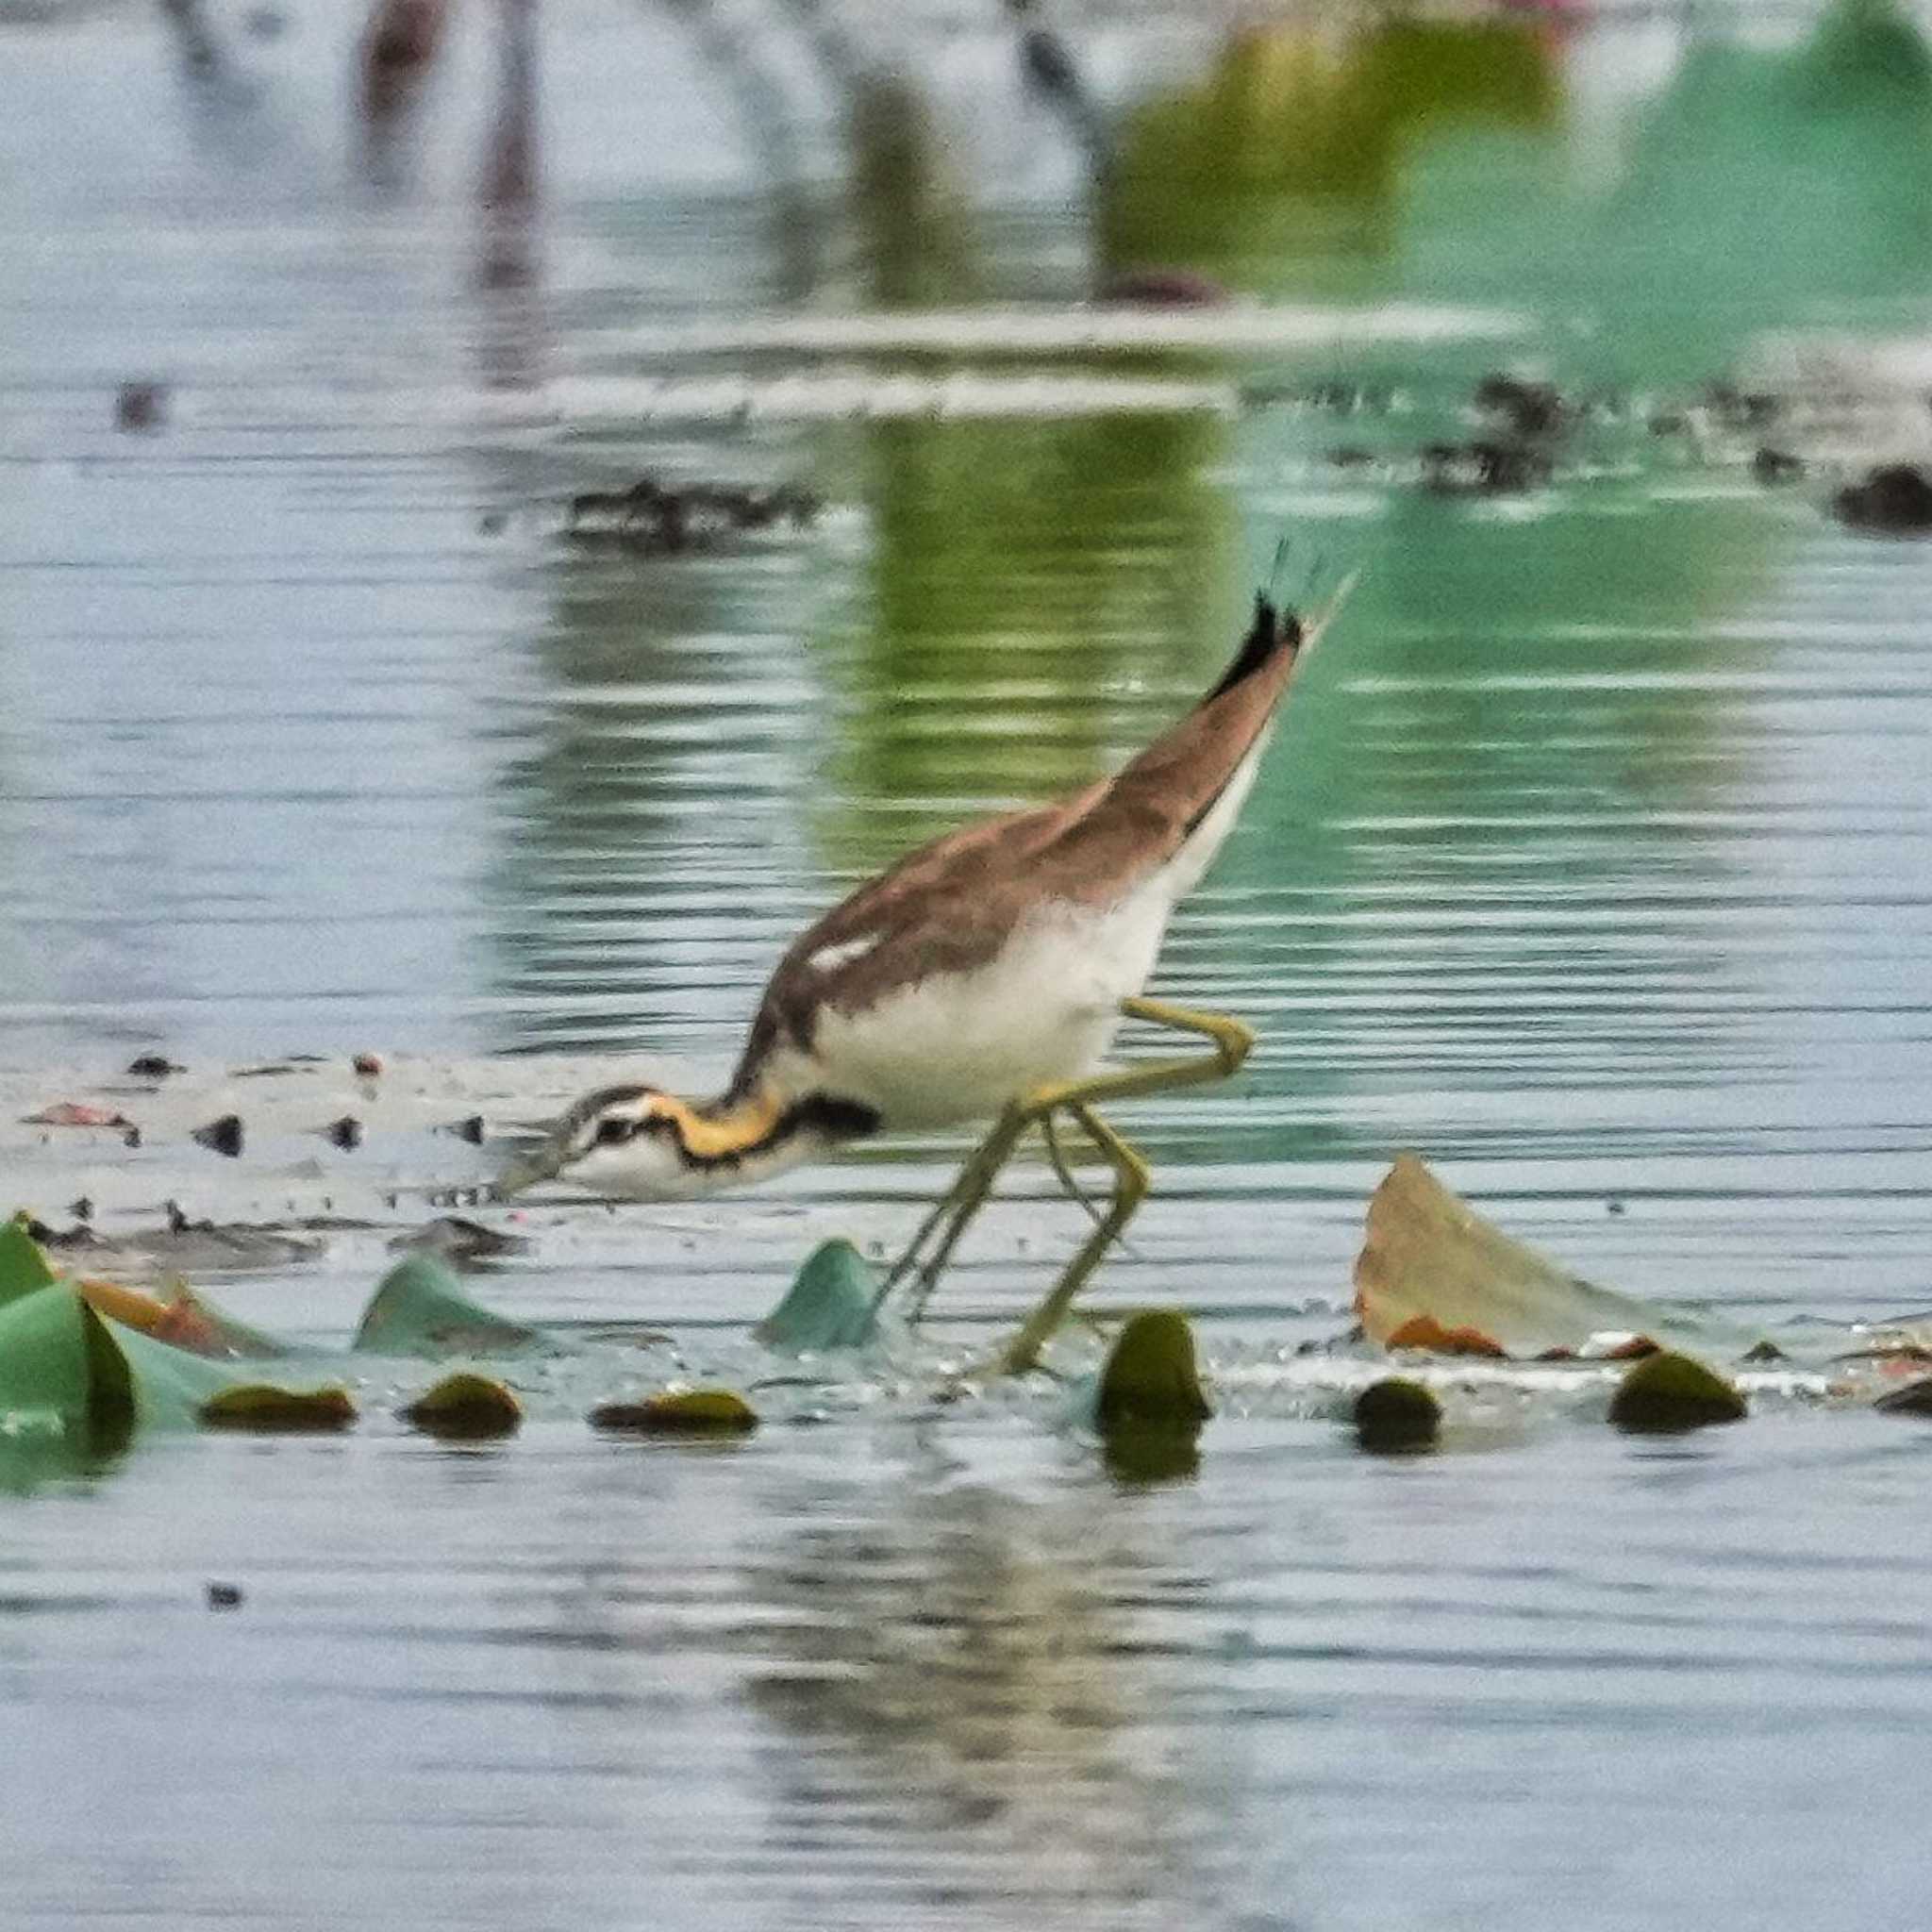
xmin=873 ymin=995 xmax=1256 ymax=1356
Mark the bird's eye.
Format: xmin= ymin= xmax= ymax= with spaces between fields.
xmin=595 ymin=1116 xmax=640 ymax=1146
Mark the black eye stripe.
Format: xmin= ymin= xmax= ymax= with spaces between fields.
xmin=594 ymin=1116 xmax=642 ymax=1145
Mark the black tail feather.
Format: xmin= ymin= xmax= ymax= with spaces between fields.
xmin=1202 ymin=593 xmax=1303 ymax=706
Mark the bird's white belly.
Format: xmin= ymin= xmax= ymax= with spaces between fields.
xmin=808 ymin=891 xmax=1174 ymax=1130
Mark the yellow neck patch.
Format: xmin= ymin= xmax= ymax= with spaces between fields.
xmin=650 ymin=1087 xmax=784 ymax=1162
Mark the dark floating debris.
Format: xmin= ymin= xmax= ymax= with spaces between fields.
xmin=1873 ymin=1374 xmax=1932 ymax=1418
xmin=1420 ymin=439 xmax=1551 ymax=496
xmin=1354 ymin=1376 xmax=1442 ymax=1453
xmin=325 ymin=1115 xmax=363 ymax=1151
xmin=67 ymin=1196 xmax=92 ymax=1223
xmin=565 ymin=475 xmax=821 ymax=553
xmin=1752 ymin=445 xmax=1806 ymax=486
xmin=126 ymin=1054 xmax=184 ymax=1079
xmin=390 ymin=1216 xmax=528 ymax=1262
xmin=1833 ymin=462 xmax=1932 ymax=534
xmin=1474 ymin=371 xmax=1570 ymax=439
xmin=1705 ymin=380 xmax=1780 ymax=429
xmin=400 ymin=1373 xmax=522 ymax=1441
xmin=22 ymin=1216 xmax=100 ymax=1250
xmin=1607 ymin=1350 xmax=1747 ymax=1433
xmin=192 ymin=1113 xmax=245 ymax=1158
xmin=590 ymin=1390 xmax=759 ymax=1436
xmin=450 ymin=1114 xmax=487 ymax=1145
xmin=206 ymin=1581 xmax=245 ymax=1610
xmin=114 ymin=380 xmax=168 ymax=433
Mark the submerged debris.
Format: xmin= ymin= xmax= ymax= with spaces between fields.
xmin=389 ymin=1216 xmax=528 ymax=1263
xmin=114 ymin=380 xmax=168 ymax=432
xmin=565 ymin=475 xmax=821 ymax=552
xmin=125 ymin=1055 xmax=184 ymax=1079
xmin=1474 ymin=371 xmax=1570 ymax=439
xmin=1752 ymin=445 xmax=1806 ymax=485
xmin=325 ymin=1115 xmax=363 ymax=1151
xmin=1419 ymin=439 xmax=1551 ymax=495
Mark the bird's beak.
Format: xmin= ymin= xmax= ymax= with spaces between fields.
xmin=490 ymin=1135 xmax=566 ymax=1202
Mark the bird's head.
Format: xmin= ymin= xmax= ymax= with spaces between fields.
xmin=492 ymin=1083 xmax=734 ymax=1202
xmin=492 ymin=1078 xmax=869 ymax=1202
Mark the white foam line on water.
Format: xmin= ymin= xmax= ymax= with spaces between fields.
xmin=546 ymin=370 xmax=1240 ymax=422
xmin=579 ymin=301 xmax=1533 ymax=358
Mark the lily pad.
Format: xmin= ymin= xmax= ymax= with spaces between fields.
xmin=352 ymin=1254 xmax=546 ymax=1358
xmin=754 ymin=1238 xmax=879 ymax=1354
xmin=199 ymin=1384 xmax=358 ymax=1433
xmin=0 ymin=1283 xmax=134 ymax=1441
xmin=1354 ymin=1376 xmax=1442 ymax=1453
xmin=0 ymin=1215 xmax=60 ymax=1309
xmin=589 ymin=1390 xmax=759 ymax=1435
xmin=1356 ymin=1155 xmax=1728 ymax=1359
xmin=401 ymin=1373 xmax=522 ymax=1440
xmin=1608 ymin=1350 xmax=1748 ymax=1432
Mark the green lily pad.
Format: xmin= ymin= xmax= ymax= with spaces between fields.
xmin=1354 ymin=1376 xmax=1442 ymax=1453
xmin=1608 ymin=1350 xmax=1748 ymax=1432
xmin=754 ymin=1238 xmax=879 ymax=1353
xmin=401 ymin=1373 xmax=522 ymax=1441
xmin=0 ymin=1215 xmax=60 ymax=1309
xmin=352 ymin=1254 xmax=546 ymax=1359
xmin=589 ymin=1390 xmax=759 ymax=1435
xmin=199 ymin=1384 xmax=358 ymax=1433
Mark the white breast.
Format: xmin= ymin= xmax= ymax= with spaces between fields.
xmin=798 ymin=874 xmax=1179 ymax=1130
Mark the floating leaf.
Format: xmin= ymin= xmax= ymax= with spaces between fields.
xmin=1608 ymin=1350 xmax=1747 ymax=1432
xmin=401 ymin=1373 xmax=522 ymax=1440
xmin=589 ymin=1390 xmax=759 ymax=1435
xmin=1354 ymin=1377 xmax=1442 ymax=1453
xmin=199 ymin=1384 xmax=357 ymax=1433
xmin=0 ymin=1284 xmax=134 ymax=1441
xmin=352 ymin=1254 xmax=546 ymax=1358
xmin=754 ymin=1238 xmax=879 ymax=1354
xmin=1356 ymin=1155 xmax=1732 ymax=1359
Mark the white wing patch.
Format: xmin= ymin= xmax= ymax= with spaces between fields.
xmin=805 ymin=931 xmax=884 ymax=975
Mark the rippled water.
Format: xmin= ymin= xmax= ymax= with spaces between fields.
xmin=4 ymin=1 xmax=1932 ymax=1926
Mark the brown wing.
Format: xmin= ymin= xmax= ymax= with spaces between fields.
xmin=725 ymin=586 xmax=1345 ymax=1094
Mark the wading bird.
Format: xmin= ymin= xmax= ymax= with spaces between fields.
xmin=497 ymin=577 xmax=1353 ymax=1368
